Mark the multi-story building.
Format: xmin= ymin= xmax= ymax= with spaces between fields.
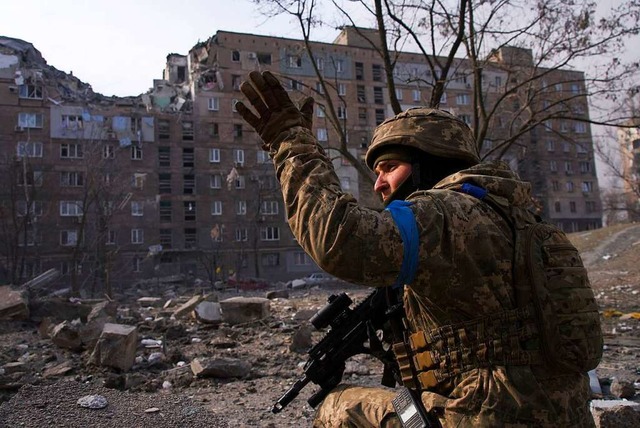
xmin=617 ymin=122 xmax=640 ymax=221
xmin=0 ymin=28 xmax=603 ymax=293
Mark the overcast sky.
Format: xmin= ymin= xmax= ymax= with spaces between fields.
xmin=0 ymin=0 xmax=362 ymax=97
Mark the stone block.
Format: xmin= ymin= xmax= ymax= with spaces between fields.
xmin=172 ymin=295 xmax=204 ymax=319
xmin=51 ymin=320 xmax=83 ymax=351
xmin=194 ymin=301 xmax=222 ymax=325
xmin=190 ymin=357 xmax=250 ymax=379
xmin=591 ymin=400 xmax=640 ymax=428
xmin=219 ymin=297 xmax=270 ymax=325
xmin=89 ymin=323 xmax=138 ymax=372
xmin=87 ymin=300 xmax=117 ymax=322
xmin=0 ymin=285 xmax=29 ymax=320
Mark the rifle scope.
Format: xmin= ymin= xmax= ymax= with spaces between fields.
xmin=310 ymin=293 xmax=352 ymax=330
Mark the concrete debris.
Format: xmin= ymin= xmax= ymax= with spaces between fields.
xmin=89 ymin=323 xmax=138 ymax=372
xmin=2 ymin=362 xmax=26 ymax=375
xmin=77 ymin=394 xmax=108 ymax=409
xmin=0 ymin=285 xmax=29 ymax=320
xmin=293 ymin=308 xmax=317 ymax=322
xmin=190 ymin=357 xmax=251 ymax=379
xmin=193 ymin=301 xmax=222 ymax=325
xmin=51 ymin=320 xmax=83 ymax=351
xmin=172 ymin=295 xmax=205 ymax=319
xmin=0 ymin=282 xmax=639 ymax=426
xmin=289 ymin=323 xmax=314 ymax=353
xmin=87 ymin=301 xmax=117 ymax=322
xmin=610 ymin=378 xmax=637 ymax=399
xmin=21 ymin=269 xmax=60 ymax=293
xmin=266 ymin=290 xmax=289 ymax=300
xmin=219 ymin=297 xmax=270 ymax=325
xmin=137 ymin=297 xmax=164 ymax=308
xmin=141 ymin=339 xmax=162 ymax=348
xmin=591 ymin=400 xmax=640 ymax=428
xmin=42 ymin=361 xmax=74 ymax=379
xmin=30 ymin=298 xmax=93 ymax=322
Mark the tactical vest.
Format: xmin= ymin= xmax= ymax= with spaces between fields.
xmin=392 ymin=185 xmax=604 ymax=390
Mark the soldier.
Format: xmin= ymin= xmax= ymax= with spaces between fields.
xmin=236 ymin=71 xmax=598 ymax=427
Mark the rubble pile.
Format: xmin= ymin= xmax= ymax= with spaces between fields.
xmin=0 ymin=223 xmax=639 ymax=426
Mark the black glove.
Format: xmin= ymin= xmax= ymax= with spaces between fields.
xmin=236 ymin=71 xmax=314 ymax=152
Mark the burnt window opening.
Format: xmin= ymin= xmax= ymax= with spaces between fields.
xmin=177 ymin=66 xmax=186 ymax=83
xmin=159 ymin=173 xmax=171 ymax=194
xmin=158 ymin=147 xmax=171 ymax=167
xmin=158 ymin=119 xmax=170 ymax=139
xmin=183 ymin=174 xmax=195 ymax=195
xmin=257 ymin=53 xmax=271 ymax=64
xmin=184 ymin=202 xmax=196 ymax=222
xmin=355 ymin=62 xmax=364 ymax=80
xmin=182 ymin=148 xmax=195 ymax=168
xmin=184 ymin=229 xmax=197 ymax=248
xmin=159 ymin=201 xmax=172 ymax=222
xmin=182 ymin=121 xmax=194 ymax=141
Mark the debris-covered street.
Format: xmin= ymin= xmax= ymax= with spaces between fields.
xmin=1 ymin=223 xmax=639 ymax=427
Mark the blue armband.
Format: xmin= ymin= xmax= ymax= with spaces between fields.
xmin=385 ymin=200 xmax=419 ymax=289
xmin=460 ymin=183 xmax=487 ymax=200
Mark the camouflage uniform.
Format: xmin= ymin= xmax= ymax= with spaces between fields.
xmin=267 ymin=125 xmax=595 ymax=427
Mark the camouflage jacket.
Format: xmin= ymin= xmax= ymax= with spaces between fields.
xmin=271 ymin=127 xmax=594 ymax=427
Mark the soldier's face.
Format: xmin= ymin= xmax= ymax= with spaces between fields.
xmin=373 ymin=160 xmax=413 ymax=203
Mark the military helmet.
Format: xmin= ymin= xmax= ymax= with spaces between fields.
xmin=365 ymin=108 xmax=480 ymax=170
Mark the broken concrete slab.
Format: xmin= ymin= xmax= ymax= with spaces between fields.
xmin=194 ymin=301 xmax=222 ymax=325
xmin=172 ymin=295 xmax=205 ymax=319
xmin=289 ymin=323 xmax=314 ymax=353
xmin=2 ymin=362 xmax=27 ymax=375
xmin=609 ymin=378 xmax=636 ymax=399
xmin=21 ymin=268 xmax=59 ymax=292
xmin=89 ymin=323 xmax=138 ymax=372
xmin=591 ymin=399 xmax=640 ymax=427
xmin=266 ymin=290 xmax=289 ymax=300
xmin=42 ymin=360 xmax=74 ymax=378
xmin=51 ymin=320 xmax=83 ymax=351
xmin=162 ymin=365 xmax=194 ymax=388
xmin=0 ymin=285 xmax=29 ymax=320
xmin=190 ymin=357 xmax=250 ymax=379
xmin=87 ymin=300 xmax=117 ymax=322
xmin=219 ymin=297 xmax=270 ymax=325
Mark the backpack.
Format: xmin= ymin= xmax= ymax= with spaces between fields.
xmin=513 ymin=219 xmax=603 ymax=373
xmin=459 ymin=181 xmax=604 ymax=374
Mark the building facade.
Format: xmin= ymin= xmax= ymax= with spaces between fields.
xmin=0 ymin=29 xmax=603 ymax=293
xmin=617 ymin=123 xmax=640 ymax=221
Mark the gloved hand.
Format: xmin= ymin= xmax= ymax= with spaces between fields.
xmin=236 ymin=71 xmax=314 ymax=152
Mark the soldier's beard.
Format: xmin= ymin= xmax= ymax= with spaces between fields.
xmin=381 ymin=162 xmax=441 ymax=207
xmin=382 ymin=172 xmax=420 ymax=207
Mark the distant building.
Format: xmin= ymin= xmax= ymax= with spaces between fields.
xmin=0 ymin=29 xmax=603 ymax=292
xmin=617 ymin=122 xmax=640 ymax=221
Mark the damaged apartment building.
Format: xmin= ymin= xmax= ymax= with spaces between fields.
xmin=0 ymin=30 xmax=603 ymax=293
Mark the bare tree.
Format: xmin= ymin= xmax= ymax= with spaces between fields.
xmin=0 ymin=143 xmax=52 ymax=285
xmin=56 ymin=124 xmax=132 ymax=298
xmin=255 ymin=0 xmax=640 ymax=164
xmin=254 ymin=0 xmax=377 ymax=184
xmin=594 ymin=94 xmax=640 ymax=223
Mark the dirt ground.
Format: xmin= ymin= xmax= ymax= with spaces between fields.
xmin=0 ymin=222 xmax=639 ymax=427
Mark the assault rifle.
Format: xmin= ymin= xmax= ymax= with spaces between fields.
xmin=272 ymin=288 xmax=400 ymax=413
